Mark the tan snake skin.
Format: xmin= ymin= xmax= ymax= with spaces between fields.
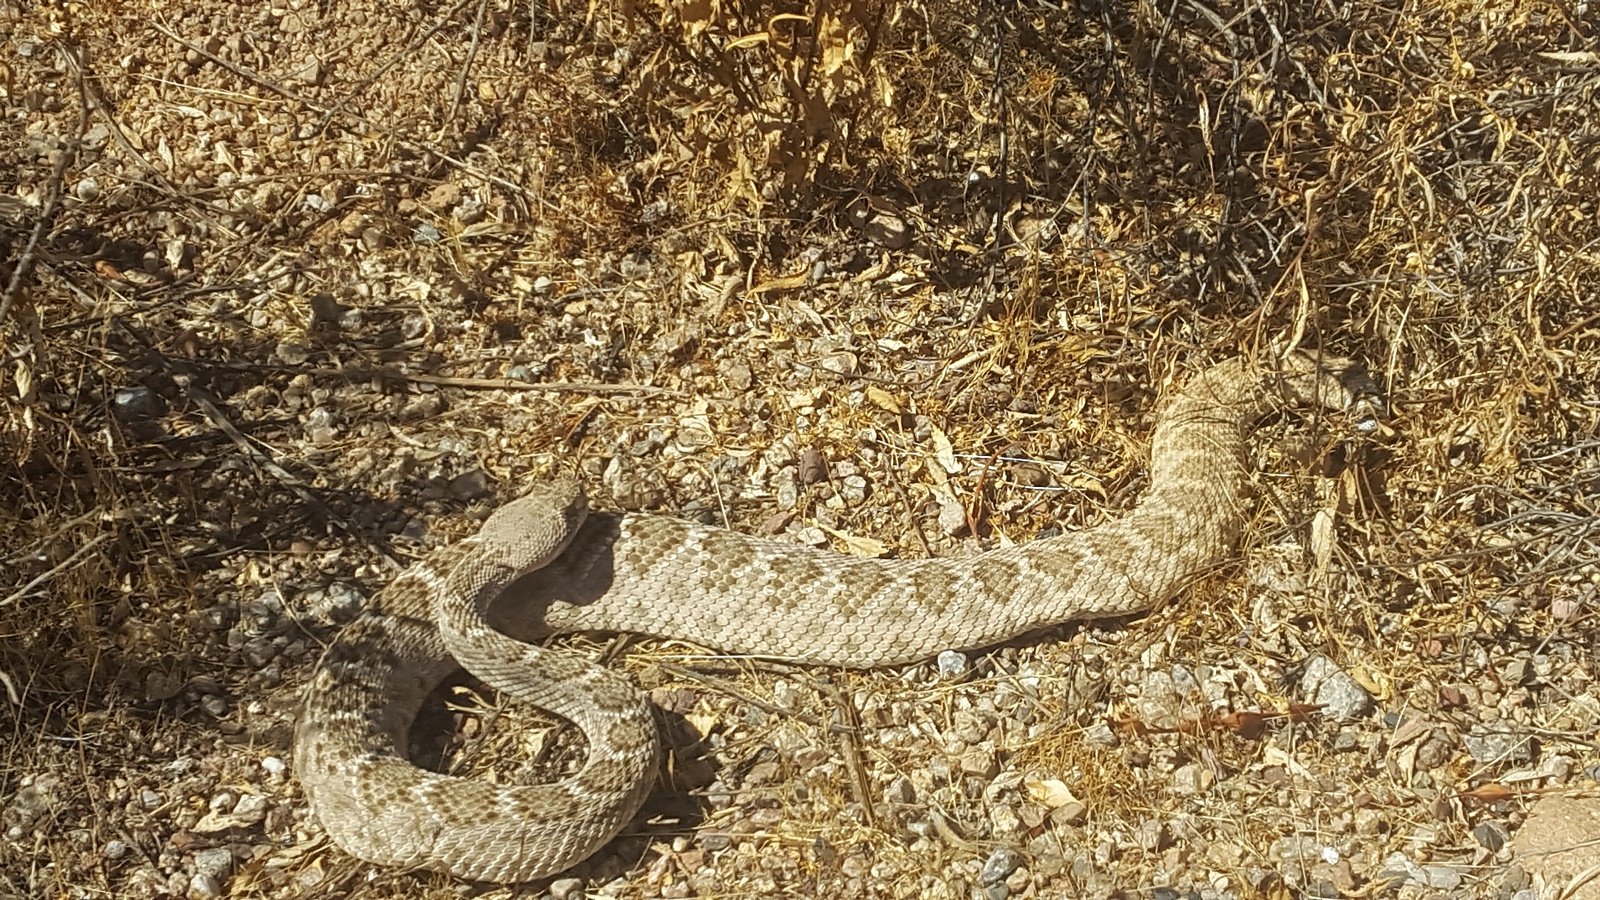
xmin=294 ymin=353 xmax=1382 ymax=882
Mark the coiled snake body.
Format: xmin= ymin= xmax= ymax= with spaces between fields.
xmin=295 ymin=354 xmax=1381 ymax=881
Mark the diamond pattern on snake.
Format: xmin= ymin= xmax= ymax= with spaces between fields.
xmin=295 ymin=352 xmax=1383 ymax=882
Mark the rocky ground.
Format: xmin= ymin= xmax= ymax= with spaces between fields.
xmin=2 ymin=0 xmax=1599 ymax=897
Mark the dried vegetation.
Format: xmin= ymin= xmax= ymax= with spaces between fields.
xmin=2 ymin=0 xmax=1599 ymax=896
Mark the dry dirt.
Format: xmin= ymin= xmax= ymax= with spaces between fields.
xmin=2 ymin=0 xmax=1599 ymax=898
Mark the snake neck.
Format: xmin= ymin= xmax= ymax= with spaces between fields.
xmin=1099 ymin=358 xmax=1307 ymax=597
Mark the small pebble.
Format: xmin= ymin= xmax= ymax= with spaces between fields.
xmin=798 ymin=447 xmax=829 ymax=485
xmin=696 ymin=832 xmax=731 ymax=851
xmin=886 ymin=775 xmax=916 ymax=804
xmin=1300 ymin=654 xmax=1372 ymax=720
xmin=1472 ymin=820 xmax=1509 ymax=852
xmin=111 ymin=386 xmax=166 ymax=422
xmin=937 ymin=650 xmax=970 ymax=679
xmin=188 ymin=873 xmax=223 ymax=898
xmin=448 ymin=469 xmax=491 ymax=501
xmin=960 ymin=748 xmax=1000 ymax=779
xmin=1050 ymin=801 xmax=1086 ymax=827
xmin=938 ymin=498 xmax=967 ymax=536
xmin=1136 ymin=818 xmax=1168 ymax=851
xmin=276 ymin=341 xmax=309 ymax=365
xmin=980 ymin=846 xmax=1021 ymax=885
xmin=723 ymin=361 xmax=753 ymax=391
xmin=1463 ymin=723 xmax=1536 ymax=764
xmin=548 ymin=876 xmax=584 ymax=900
xmin=193 ymin=847 xmax=233 ymax=880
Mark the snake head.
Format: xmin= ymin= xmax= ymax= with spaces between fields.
xmin=1275 ymin=352 xmax=1387 ymax=433
xmin=474 ymin=476 xmax=591 ymax=573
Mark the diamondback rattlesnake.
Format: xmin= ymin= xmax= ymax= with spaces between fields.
xmin=295 ymin=353 xmax=1382 ymax=882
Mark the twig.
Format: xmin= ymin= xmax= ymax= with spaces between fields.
xmin=881 ymin=456 xmax=936 ymax=559
xmin=181 ymin=385 xmax=401 ymax=570
xmin=0 ymin=668 xmax=18 ymax=706
xmin=653 ymin=661 xmax=851 ymax=735
xmin=207 ymin=360 xmax=675 ymax=396
xmin=0 ymin=43 xmax=88 ymax=330
xmin=814 ymin=678 xmax=877 ymax=830
xmin=148 ymin=19 xmax=555 ymax=214
xmin=0 ymin=533 xmax=111 ymax=609
xmin=449 ymin=0 xmax=490 ymax=122
xmin=309 ymin=0 xmax=479 ymax=137
xmin=4 ymin=508 xmax=139 ymax=564
xmin=337 ymin=370 xmax=673 ymax=395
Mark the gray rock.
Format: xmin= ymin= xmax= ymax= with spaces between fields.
xmin=979 ymin=846 xmax=1020 ymax=885
xmin=447 ymin=469 xmax=491 ymax=500
xmin=959 ymin=748 xmax=1000 ymax=779
xmin=314 ymin=582 xmax=366 ymax=622
xmin=886 ymin=775 xmax=916 ymax=804
xmin=1472 ymin=820 xmax=1509 ymax=852
xmin=1299 ymin=654 xmax=1372 ymax=720
xmin=775 ymin=468 xmax=800 ymax=511
xmin=549 ymin=876 xmax=584 ymax=900
xmin=1464 ymin=722 xmax=1536 ymax=764
xmin=111 ymin=386 xmax=166 ymax=422
xmin=1136 ymin=669 xmax=1184 ymax=730
xmin=839 ymin=474 xmax=869 ymax=505
xmin=1378 ymin=851 xmax=1462 ymax=889
xmin=937 ymin=650 xmax=970 ymax=679
xmin=304 ymin=405 xmax=337 ymax=443
xmin=1136 ymin=818 xmax=1168 ymax=851
xmin=231 ymin=793 xmax=268 ymax=824
xmin=1423 ymin=865 xmax=1462 ymax=889
xmin=188 ymin=873 xmax=223 ymax=898
xmin=192 ymin=846 xmax=234 ymax=880
xmin=1170 ymin=762 xmax=1211 ymax=796
xmin=1083 ymin=722 xmax=1120 ymax=748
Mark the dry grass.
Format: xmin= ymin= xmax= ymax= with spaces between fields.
xmin=2 ymin=0 xmax=1599 ymax=896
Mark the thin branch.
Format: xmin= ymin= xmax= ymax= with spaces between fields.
xmin=0 ymin=533 xmax=111 ymax=609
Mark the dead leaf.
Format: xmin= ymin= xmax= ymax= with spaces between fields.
xmin=865 ymin=384 xmax=903 ymax=413
xmin=749 ymin=269 xmax=810 ymax=294
xmin=1459 ymin=783 xmax=1518 ymax=803
xmin=816 ymin=523 xmax=889 ymax=558
xmin=1025 ymin=779 xmax=1080 ymax=809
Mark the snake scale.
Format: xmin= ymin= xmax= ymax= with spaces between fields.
xmin=294 ymin=353 xmax=1382 ymax=881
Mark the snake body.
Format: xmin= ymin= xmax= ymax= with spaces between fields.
xmin=295 ymin=353 xmax=1380 ymax=881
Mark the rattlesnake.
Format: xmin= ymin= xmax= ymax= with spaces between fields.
xmin=294 ymin=353 xmax=1382 ymax=882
